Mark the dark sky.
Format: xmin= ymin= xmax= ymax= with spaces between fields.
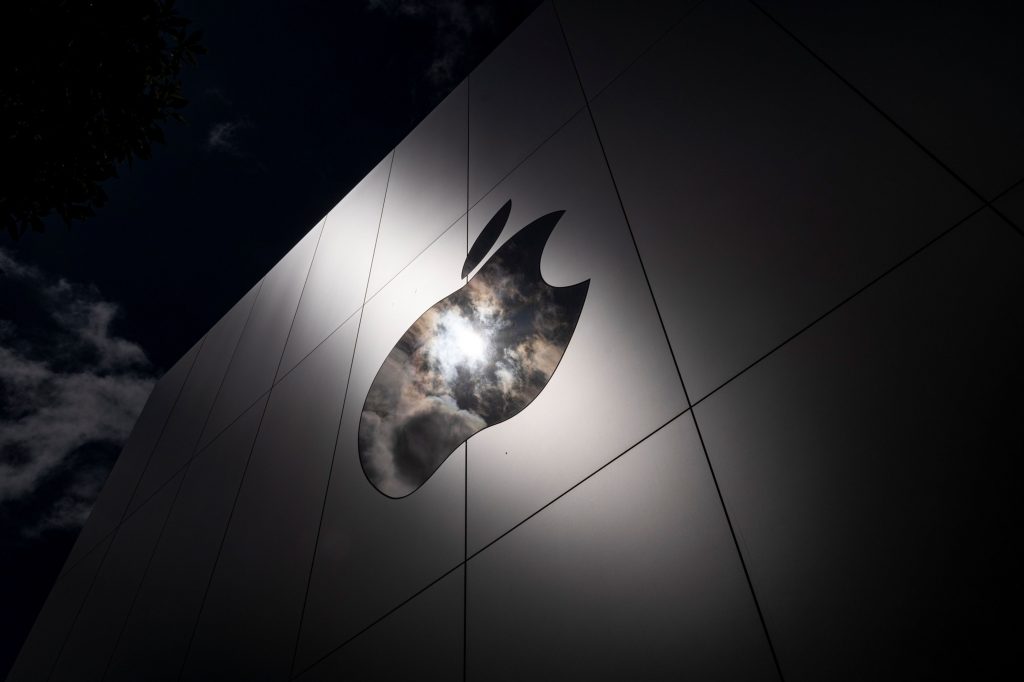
xmin=0 ymin=0 xmax=538 ymax=673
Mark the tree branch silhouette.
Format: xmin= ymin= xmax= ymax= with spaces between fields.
xmin=0 ymin=0 xmax=204 ymax=239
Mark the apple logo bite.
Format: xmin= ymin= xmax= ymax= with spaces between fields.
xmin=358 ymin=199 xmax=590 ymax=498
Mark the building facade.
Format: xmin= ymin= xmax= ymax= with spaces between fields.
xmin=10 ymin=1 xmax=1024 ymax=680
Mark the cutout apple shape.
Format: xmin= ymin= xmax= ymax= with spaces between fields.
xmin=358 ymin=200 xmax=590 ymax=498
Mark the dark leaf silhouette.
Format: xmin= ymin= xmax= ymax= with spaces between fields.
xmin=0 ymin=0 xmax=204 ymax=239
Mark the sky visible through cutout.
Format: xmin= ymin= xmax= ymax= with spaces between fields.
xmin=359 ymin=201 xmax=589 ymax=497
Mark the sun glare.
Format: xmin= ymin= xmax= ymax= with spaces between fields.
xmin=432 ymin=310 xmax=491 ymax=377
xmin=453 ymin=322 xmax=486 ymax=362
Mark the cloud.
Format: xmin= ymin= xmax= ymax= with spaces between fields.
xmin=0 ymin=249 xmax=156 ymax=537
xmin=51 ymin=290 xmax=149 ymax=370
xmin=206 ymin=119 xmax=252 ymax=155
xmin=366 ymin=0 xmax=496 ymax=87
xmin=18 ymin=456 xmax=117 ymax=539
xmin=0 ymin=248 xmax=36 ymax=279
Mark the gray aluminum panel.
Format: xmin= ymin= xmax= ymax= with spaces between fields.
xmin=200 ymin=222 xmax=323 ymax=446
xmin=295 ymin=567 xmax=463 ymax=682
xmin=467 ymin=415 xmax=776 ymax=681
xmin=757 ymin=0 xmax=1024 ymax=198
xmin=693 ymin=211 xmax=1024 ymax=680
xmin=179 ymin=315 xmax=358 ymax=682
xmin=279 ymin=153 xmax=392 ymax=376
xmin=995 ymin=183 xmax=1024 ymax=234
xmin=104 ymin=395 xmax=267 ymax=682
xmin=591 ymin=0 xmax=979 ymax=402
xmin=366 ymin=83 xmax=466 ymax=298
xmin=468 ymin=2 xmax=583 ymax=205
xmin=554 ymin=0 xmax=700 ymax=98
xmin=50 ymin=471 xmax=183 ymax=682
xmin=128 ymin=284 xmax=258 ymax=512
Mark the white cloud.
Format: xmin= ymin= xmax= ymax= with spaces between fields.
xmin=206 ymin=120 xmax=250 ymax=155
xmin=62 ymin=299 xmax=149 ymax=369
xmin=0 ymin=249 xmax=156 ymax=536
xmin=20 ymin=465 xmax=111 ymax=538
xmin=0 ymin=247 xmax=40 ymax=279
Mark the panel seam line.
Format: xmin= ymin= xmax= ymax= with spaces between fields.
xmin=287 ymin=150 xmax=396 ymax=678
xmin=747 ymin=0 xmax=1023 ymax=239
xmin=551 ymin=2 xmax=786 ymax=678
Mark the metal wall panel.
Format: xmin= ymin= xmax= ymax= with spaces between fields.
xmin=295 ymin=567 xmax=464 ymax=682
xmin=366 ymin=83 xmax=467 ymax=298
xmin=201 ymin=221 xmax=323 ymax=445
xmin=554 ymin=0 xmax=700 ymax=98
xmin=995 ymin=183 xmax=1024 ymax=232
xmin=50 ymin=471 xmax=183 ymax=682
xmin=757 ymin=0 xmax=1024 ymax=198
xmin=279 ymin=152 xmax=392 ymax=376
xmin=468 ymin=1 xmax=583 ymax=206
xmin=128 ymin=284 xmax=258 ymax=512
xmin=467 ymin=416 xmax=776 ymax=681
xmin=104 ymin=395 xmax=267 ymax=682
xmin=179 ymin=315 xmax=358 ymax=681
xmin=694 ymin=212 xmax=1024 ymax=680
xmin=591 ymin=0 xmax=979 ymax=402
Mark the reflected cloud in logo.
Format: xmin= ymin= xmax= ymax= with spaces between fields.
xmin=359 ymin=200 xmax=589 ymax=497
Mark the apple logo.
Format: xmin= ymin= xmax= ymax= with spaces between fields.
xmin=358 ymin=199 xmax=590 ymax=498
